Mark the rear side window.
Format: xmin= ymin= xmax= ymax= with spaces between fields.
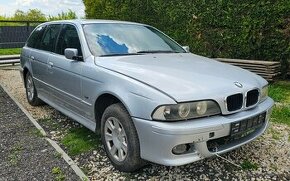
xmin=27 ymin=25 xmax=46 ymax=48
xmin=56 ymin=24 xmax=82 ymax=56
xmin=39 ymin=24 xmax=62 ymax=52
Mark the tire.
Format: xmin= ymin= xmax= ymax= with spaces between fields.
xmin=25 ymin=72 xmax=43 ymax=106
xmin=101 ymin=103 xmax=146 ymax=172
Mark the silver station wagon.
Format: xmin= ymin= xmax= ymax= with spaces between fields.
xmin=20 ymin=20 xmax=274 ymax=172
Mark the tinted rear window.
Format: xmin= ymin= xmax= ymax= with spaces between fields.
xmin=27 ymin=25 xmax=46 ymax=48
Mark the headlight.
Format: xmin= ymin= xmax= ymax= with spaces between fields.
xmin=260 ymin=85 xmax=268 ymax=102
xmin=152 ymin=100 xmax=221 ymax=121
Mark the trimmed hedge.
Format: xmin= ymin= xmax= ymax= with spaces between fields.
xmin=83 ymin=0 xmax=290 ymax=77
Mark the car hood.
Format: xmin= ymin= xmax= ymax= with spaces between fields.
xmin=95 ymin=53 xmax=267 ymax=102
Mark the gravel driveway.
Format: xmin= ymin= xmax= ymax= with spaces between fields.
xmin=0 ymin=66 xmax=289 ymax=180
xmin=0 ymin=85 xmax=79 ymax=181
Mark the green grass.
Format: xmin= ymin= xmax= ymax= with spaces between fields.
xmin=269 ymin=81 xmax=290 ymax=103
xmin=61 ymin=127 xmax=100 ymax=156
xmin=240 ymin=160 xmax=259 ymax=170
xmin=52 ymin=167 xmax=62 ymax=174
xmin=52 ymin=167 xmax=65 ymax=181
xmin=269 ymin=81 xmax=290 ymax=127
xmin=271 ymin=106 xmax=290 ymax=126
xmin=0 ymin=48 xmax=21 ymax=55
xmin=8 ymin=143 xmax=23 ymax=165
xmin=29 ymin=128 xmax=45 ymax=137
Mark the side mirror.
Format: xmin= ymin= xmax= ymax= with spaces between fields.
xmin=182 ymin=46 xmax=190 ymax=53
xmin=64 ymin=48 xmax=82 ymax=61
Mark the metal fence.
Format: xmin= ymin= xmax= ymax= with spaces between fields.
xmin=0 ymin=20 xmax=45 ymax=49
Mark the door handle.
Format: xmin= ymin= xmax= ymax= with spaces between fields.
xmin=48 ymin=62 xmax=54 ymax=67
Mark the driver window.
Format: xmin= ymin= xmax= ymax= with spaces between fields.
xmin=39 ymin=24 xmax=61 ymax=52
xmin=56 ymin=24 xmax=83 ymax=56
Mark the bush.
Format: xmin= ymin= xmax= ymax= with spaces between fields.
xmin=83 ymin=0 xmax=290 ymax=76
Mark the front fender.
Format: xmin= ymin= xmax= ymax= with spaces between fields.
xmin=82 ymin=63 xmax=176 ymax=120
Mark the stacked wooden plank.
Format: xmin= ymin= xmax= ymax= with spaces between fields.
xmin=216 ymin=58 xmax=281 ymax=81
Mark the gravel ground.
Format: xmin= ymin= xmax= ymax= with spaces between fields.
xmin=0 ymin=84 xmax=79 ymax=181
xmin=0 ymin=66 xmax=290 ymax=180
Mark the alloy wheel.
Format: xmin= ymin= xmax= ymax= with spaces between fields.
xmin=104 ymin=117 xmax=128 ymax=162
xmin=26 ymin=75 xmax=34 ymax=101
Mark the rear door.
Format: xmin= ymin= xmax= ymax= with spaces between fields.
xmin=26 ymin=25 xmax=47 ymax=92
xmin=32 ymin=24 xmax=62 ymax=98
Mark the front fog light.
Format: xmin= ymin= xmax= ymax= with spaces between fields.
xmin=178 ymin=103 xmax=190 ymax=118
xmin=172 ymin=144 xmax=189 ymax=155
xmin=196 ymin=101 xmax=207 ymax=115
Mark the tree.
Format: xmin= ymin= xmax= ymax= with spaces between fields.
xmin=1 ymin=9 xmax=77 ymax=22
xmin=48 ymin=9 xmax=77 ymax=21
xmin=26 ymin=9 xmax=46 ymax=21
xmin=13 ymin=10 xmax=26 ymax=21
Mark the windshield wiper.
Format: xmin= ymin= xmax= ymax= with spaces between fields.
xmin=136 ymin=50 xmax=178 ymax=54
xmin=99 ymin=50 xmax=179 ymax=57
xmin=99 ymin=53 xmax=143 ymax=57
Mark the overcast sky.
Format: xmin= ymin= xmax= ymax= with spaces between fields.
xmin=0 ymin=0 xmax=85 ymax=18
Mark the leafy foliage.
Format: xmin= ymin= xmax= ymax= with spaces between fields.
xmin=0 ymin=9 xmax=77 ymax=23
xmin=83 ymin=0 xmax=290 ymax=76
xmin=48 ymin=9 xmax=77 ymax=21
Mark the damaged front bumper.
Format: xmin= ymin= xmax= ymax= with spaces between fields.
xmin=133 ymin=97 xmax=274 ymax=166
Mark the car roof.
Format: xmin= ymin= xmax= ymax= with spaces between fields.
xmin=42 ymin=19 xmax=146 ymax=26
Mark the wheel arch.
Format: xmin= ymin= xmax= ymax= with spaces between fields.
xmin=23 ymin=66 xmax=29 ymax=87
xmin=94 ymin=92 xmax=131 ymax=133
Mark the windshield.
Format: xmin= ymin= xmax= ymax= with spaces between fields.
xmin=83 ymin=23 xmax=186 ymax=56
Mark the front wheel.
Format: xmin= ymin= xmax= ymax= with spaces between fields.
xmin=25 ymin=72 xmax=42 ymax=106
xmin=101 ymin=103 xmax=146 ymax=172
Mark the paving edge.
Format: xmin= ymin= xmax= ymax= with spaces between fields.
xmin=1 ymin=85 xmax=89 ymax=181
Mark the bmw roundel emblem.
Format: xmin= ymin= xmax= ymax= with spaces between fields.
xmin=234 ymin=82 xmax=243 ymax=88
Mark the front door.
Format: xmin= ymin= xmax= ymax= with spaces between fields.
xmin=46 ymin=24 xmax=86 ymax=117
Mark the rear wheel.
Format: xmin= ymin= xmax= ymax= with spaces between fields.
xmin=101 ymin=103 xmax=146 ymax=172
xmin=25 ymin=72 xmax=42 ymax=106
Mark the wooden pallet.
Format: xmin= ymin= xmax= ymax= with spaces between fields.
xmin=216 ymin=58 xmax=281 ymax=81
